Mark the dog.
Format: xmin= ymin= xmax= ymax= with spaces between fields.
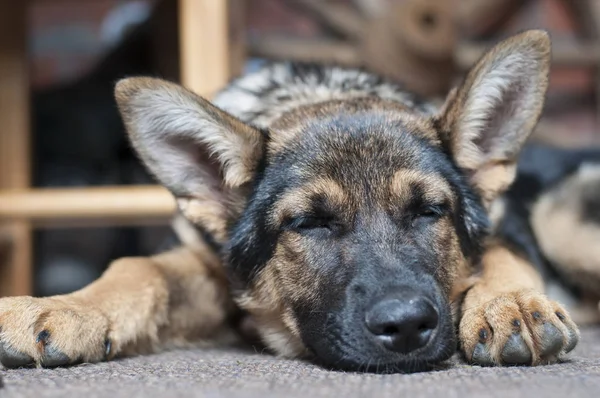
xmin=1 ymin=30 xmax=599 ymax=373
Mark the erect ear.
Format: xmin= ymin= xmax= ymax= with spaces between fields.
xmin=436 ymin=30 xmax=551 ymax=205
xmin=115 ymin=77 xmax=264 ymax=242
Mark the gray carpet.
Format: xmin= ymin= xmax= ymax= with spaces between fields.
xmin=2 ymin=328 xmax=600 ymax=398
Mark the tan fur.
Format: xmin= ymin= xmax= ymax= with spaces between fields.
xmin=470 ymin=163 xmax=517 ymax=206
xmin=0 ymin=245 xmax=236 ymax=367
xmin=235 ymin=231 xmax=325 ymax=359
xmin=390 ymin=169 xmax=454 ymax=207
xmin=459 ymin=244 xmax=579 ymax=366
xmin=488 ymin=197 xmax=507 ymax=232
xmin=271 ymin=178 xmax=348 ymax=227
xmin=235 ymin=260 xmax=308 ymax=358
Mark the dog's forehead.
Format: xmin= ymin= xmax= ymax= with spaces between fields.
xmin=265 ymin=98 xmax=439 ymax=159
xmin=267 ymin=99 xmax=443 ymax=180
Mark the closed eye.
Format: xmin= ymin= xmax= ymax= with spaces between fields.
xmin=410 ymin=204 xmax=446 ymax=226
xmin=289 ymin=216 xmax=333 ymax=230
xmin=415 ymin=205 xmax=444 ymax=218
xmin=285 ymin=215 xmax=344 ymax=236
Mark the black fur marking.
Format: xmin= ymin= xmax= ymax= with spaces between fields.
xmin=499 ymin=143 xmax=600 ymax=286
xmin=226 ymin=151 xmax=287 ymax=289
xmin=220 ymin=61 xmax=433 ymax=125
xmin=497 ymin=172 xmax=549 ymax=276
xmin=580 ymin=176 xmax=600 ymax=224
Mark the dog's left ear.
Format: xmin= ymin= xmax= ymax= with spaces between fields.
xmin=436 ymin=30 xmax=551 ymax=204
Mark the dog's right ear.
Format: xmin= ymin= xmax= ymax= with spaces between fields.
xmin=115 ymin=77 xmax=264 ymax=242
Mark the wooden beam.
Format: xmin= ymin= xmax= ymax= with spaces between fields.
xmin=456 ymin=41 xmax=600 ymax=68
xmin=228 ymin=0 xmax=247 ymax=78
xmin=0 ymin=1 xmax=31 ymax=296
xmin=179 ymin=0 xmax=230 ymax=97
xmin=0 ymin=186 xmax=176 ymax=223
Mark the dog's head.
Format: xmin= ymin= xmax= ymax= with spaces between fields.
xmin=115 ymin=31 xmax=550 ymax=372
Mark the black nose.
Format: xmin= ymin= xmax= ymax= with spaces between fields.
xmin=365 ymin=293 xmax=438 ymax=354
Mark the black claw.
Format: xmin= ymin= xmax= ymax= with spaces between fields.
xmin=532 ymin=311 xmax=542 ymax=320
xmin=478 ymin=328 xmax=488 ymax=342
xmin=40 ymin=345 xmax=70 ymax=368
xmin=539 ymin=323 xmax=564 ymax=357
xmin=36 ymin=330 xmax=50 ymax=344
xmin=0 ymin=342 xmax=35 ymax=369
xmin=564 ymin=327 xmax=579 ymax=353
xmin=104 ymin=339 xmax=111 ymax=358
xmin=501 ymin=333 xmax=532 ymax=365
xmin=556 ymin=311 xmax=566 ymax=321
xmin=471 ymin=343 xmax=494 ymax=366
xmin=512 ymin=319 xmax=521 ymax=328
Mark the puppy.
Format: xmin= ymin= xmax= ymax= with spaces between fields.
xmin=0 ymin=30 xmax=595 ymax=373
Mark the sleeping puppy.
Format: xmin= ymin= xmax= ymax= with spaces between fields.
xmin=0 ymin=30 xmax=596 ymax=373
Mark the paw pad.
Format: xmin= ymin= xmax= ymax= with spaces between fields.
xmin=472 ymin=343 xmax=494 ymax=366
xmin=539 ymin=323 xmax=563 ymax=357
xmin=501 ymin=333 xmax=532 ymax=365
xmin=564 ymin=327 xmax=579 ymax=353
xmin=41 ymin=345 xmax=70 ymax=367
xmin=0 ymin=341 xmax=35 ymax=369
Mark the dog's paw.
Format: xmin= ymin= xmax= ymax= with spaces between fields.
xmin=459 ymin=290 xmax=579 ymax=366
xmin=0 ymin=296 xmax=111 ymax=368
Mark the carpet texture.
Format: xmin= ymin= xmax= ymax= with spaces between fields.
xmin=1 ymin=327 xmax=599 ymax=398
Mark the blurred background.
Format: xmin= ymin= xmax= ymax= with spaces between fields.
xmin=0 ymin=0 xmax=599 ymax=297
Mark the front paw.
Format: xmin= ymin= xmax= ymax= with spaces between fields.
xmin=0 ymin=296 xmax=111 ymax=368
xmin=459 ymin=290 xmax=579 ymax=366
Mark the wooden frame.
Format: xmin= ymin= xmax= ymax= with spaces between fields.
xmin=0 ymin=0 xmax=238 ymax=296
xmin=0 ymin=2 xmax=32 ymax=296
xmin=0 ymin=186 xmax=175 ymax=226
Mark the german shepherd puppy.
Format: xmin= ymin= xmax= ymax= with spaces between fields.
xmin=1 ymin=30 xmax=598 ymax=373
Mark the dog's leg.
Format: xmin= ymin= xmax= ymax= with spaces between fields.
xmin=0 ymin=245 xmax=235 ymax=368
xmin=458 ymin=243 xmax=580 ymax=366
xmin=531 ymin=164 xmax=600 ymax=302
